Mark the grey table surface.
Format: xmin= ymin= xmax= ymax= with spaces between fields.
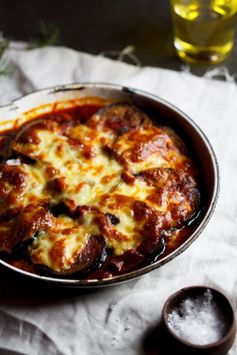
xmin=1 ymin=0 xmax=237 ymax=78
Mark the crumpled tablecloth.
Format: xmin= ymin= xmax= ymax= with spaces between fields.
xmin=0 ymin=45 xmax=236 ymax=355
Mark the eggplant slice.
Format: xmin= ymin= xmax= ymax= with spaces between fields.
xmin=0 ymin=100 xmax=201 ymax=281
xmin=138 ymin=167 xmax=200 ymax=223
xmin=87 ymin=103 xmax=150 ymax=135
xmin=43 ymin=234 xmax=107 ymax=277
xmin=28 ymin=226 xmax=107 ymax=276
xmin=0 ymin=205 xmax=54 ymax=256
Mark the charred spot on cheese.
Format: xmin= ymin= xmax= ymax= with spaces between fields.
xmin=49 ymin=201 xmax=76 ymax=217
xmin=46 ymin=177 xmax=68 ymax=195
xmin=0 ymin=100 xmax=201 ymax=279
xmin=106 ymin=213 xmax=120 ymax=225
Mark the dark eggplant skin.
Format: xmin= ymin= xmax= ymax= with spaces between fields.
xmin=120 ymin=236 xmax=166 ymax=270
xmin=87 ymin=236 xmax=166 ymax=279
xmin=105 ymin=213 xmax=120 ymax=226
xmin=38 ymin=234 xmax=107 ymax=277
xmin=87 ymin=103 xmax=150 ymax=135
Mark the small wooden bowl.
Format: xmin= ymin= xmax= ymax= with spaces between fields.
xmin=162 ymin=286 xmax=236 ymax=355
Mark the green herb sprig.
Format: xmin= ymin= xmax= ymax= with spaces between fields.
xmin=0 ymin=33 xmax=12 ymax=76
xmin=29 ymin=21 xmax=61 ymax=49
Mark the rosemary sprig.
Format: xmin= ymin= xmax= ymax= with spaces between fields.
xmin=0 ymin=33 xmax=12 ymax=76
xmin=0 ymin=34 xmax=8 ymax=57
xmin=28 ymin=21 xmax=61 ymax=49
xmin=0 ymin=22 xmax=61 ymax=78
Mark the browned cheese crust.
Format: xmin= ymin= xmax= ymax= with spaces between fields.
xmin=0 ymin=102 xmax=200 ymax=278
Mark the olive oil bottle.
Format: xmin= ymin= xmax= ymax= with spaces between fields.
xmin=170 ymin=0 xmax=237 ymax=64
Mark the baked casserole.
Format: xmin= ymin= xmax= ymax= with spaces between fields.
xmin=0 ymin=98 xmax=200 ymax=279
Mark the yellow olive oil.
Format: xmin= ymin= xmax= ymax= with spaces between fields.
xmin=171 ymin=0 xmax=237 ymax=64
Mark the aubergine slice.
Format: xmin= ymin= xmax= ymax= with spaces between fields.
xmin=0 ymin=205 xmax=54 ymax=256
xmin=138 ymin=167 xmax=200 ymax=223
xmin=28 ymin=221 xmax=107 ymax=276
xmin=11 ymin=119 xmax=60 ymax=162
xmin=87 ymin=103 xmax=150 ymax=135
xmin=16 ymin=204 xmax=55 ymax=240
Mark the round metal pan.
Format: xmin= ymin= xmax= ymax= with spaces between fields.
xmin=0 ymin=83 xmax=219 ymax=287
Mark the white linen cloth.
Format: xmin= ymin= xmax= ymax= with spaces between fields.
xmin=0 ymin=45 xmax=236 ymax=355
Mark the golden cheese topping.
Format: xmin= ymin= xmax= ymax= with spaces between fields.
xmin=0 ymin=101 xmax=200 ymax=278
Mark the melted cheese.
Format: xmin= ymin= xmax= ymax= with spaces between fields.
xmin=29 ymin=216 xmax=88 ymax=272
xmin=0 ymin=103 xmax=199 ymax=274
xmin=113 ymin=125 xmax=187 ymax=173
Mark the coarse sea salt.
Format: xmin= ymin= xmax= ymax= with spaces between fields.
xmin=167 ymin=289 xmax=227 ymax=345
